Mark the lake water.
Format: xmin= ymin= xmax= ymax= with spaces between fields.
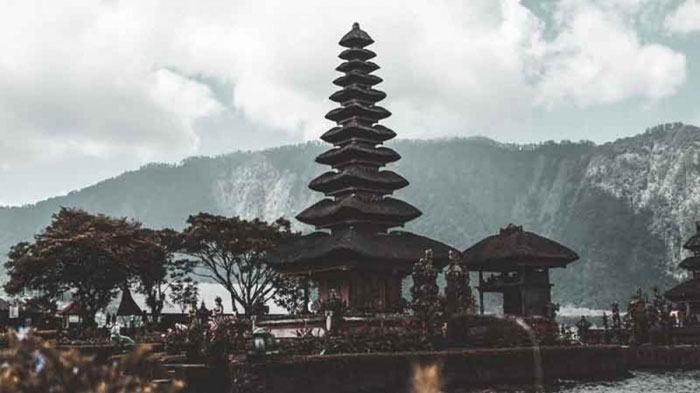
xmin=455 ymin=370 xmax=700 ymax=392
xmin=557 ymin=370 xmax=700 ymax=393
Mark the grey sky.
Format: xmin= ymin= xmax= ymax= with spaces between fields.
xmin=1 ymin=0 xmax=700 ymax=206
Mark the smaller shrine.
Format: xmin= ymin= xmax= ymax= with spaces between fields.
xmin=665 ymin=222 xmax=700 ymax=325
xmin=462 ymin=224 xmax=579 ymax=317
xmin=116 ymin=286 xmax=142 ymax=322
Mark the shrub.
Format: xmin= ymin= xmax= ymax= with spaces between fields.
xmin=163 ymin=318 xmax=252 ymax=364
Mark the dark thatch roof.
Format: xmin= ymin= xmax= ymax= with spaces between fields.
xmin=665 ymin=279 xmax=700 ymax=302
xmin=332 ymin=71 xmax=383 ymax=88
xmin=680 ymin=256 xmax=700 ymax=270
xmin=296 ymin=196 xmax=421 ymax=228
xmin=315 ymin=144 xmax=400 ymax=166
xmin=116 ymin=287 xmax=142 ymax=316
xmin=462 ymin=224 xmax=579 ymax=271
xmin=321 ymin=123 xmax=395 ymax=144
xmin=335 ymin=60 xmax=380 ymax=74
xmin=339 ymin=22 xmax=374 ymax=48
xmin=325 ymin=101 xmax=390 ymax=122
xmin=329 ymin=85 xmax=386 ymax=105
xmin=309 ymin=168 xmax=408 ymax=195
xmin=268 ymin=228 xmax=455 ymax=274
xmin=339 ymin=47 xmax=376 ymax=61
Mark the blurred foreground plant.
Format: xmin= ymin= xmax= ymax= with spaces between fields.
xmin=0 ymin=328 xmax=184 ymax=393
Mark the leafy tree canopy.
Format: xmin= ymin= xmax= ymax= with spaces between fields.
xmin=178 ymin=213 xmax=299 ymax=316
xmin=4 ymin=208 xmax=156 ymax=327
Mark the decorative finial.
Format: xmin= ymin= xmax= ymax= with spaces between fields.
xmin=352 ymin=22 xmax=359 ymax=29
xmin=500 ymin=223 xmax=522 ymax=235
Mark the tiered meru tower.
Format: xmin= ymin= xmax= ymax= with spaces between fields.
xmin=269 ymin=23 xmax=453 ymax=313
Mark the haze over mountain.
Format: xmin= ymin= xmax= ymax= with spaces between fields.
xmin=2 ymin=122 xmax=700 ymax=308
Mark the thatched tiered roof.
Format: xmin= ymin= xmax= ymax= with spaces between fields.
xmin=272 ymin=229 xmax=453 ymax=273
xmin=462 ymin=224 xmax=579 ymax=271
xmin=295 ymin=22 xmax=420 ymax=232
xmin=116 ymin=287 xmax=142 ymax=316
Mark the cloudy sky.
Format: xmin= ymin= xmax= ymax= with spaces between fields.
xmin=1 ymin=0 xmax=699 ymax=206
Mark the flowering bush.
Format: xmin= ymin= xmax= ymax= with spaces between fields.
xmin=0 ymin=328 xmax=184 ymax=393
xmin=410 ymin=250 xmax=446 ymax=342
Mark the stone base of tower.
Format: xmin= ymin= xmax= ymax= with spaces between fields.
xmin=316 ymin=271 xmax=404 ymax=313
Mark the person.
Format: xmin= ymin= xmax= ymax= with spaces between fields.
xmin=213 ymin=296 xmax=224 ymax=322
xmin=110 ymin=321 xmax=135 ymax=346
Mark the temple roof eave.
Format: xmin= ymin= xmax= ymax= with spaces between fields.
xmin=296 ymin=196 xmax=422 ymax=228
xmin=680 ymin=255 xmax=700 ymax=271
xmin=335 ymin=60 xmax=380 ymax=74
xmin=268 ymin=229 xmax=456 ymax=273
xmin=325 ymin=103 xmax=391 ymax=123
xmin=665 ymin=279 xmax=700 ymax=302
xmin=339 ymin=48 xmax=377 ymax=61
xmin=321 ymin=124 xmax=396 ymax=144
xmin=315 ymin=145 xmax=400 ymax=166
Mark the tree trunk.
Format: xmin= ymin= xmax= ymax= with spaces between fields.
xmin=229 ymin=291 xmax=240 ymax=317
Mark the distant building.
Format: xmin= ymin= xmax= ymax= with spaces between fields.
xmin=462 ymin=224 xmax=579 ymax=317
xmin=665 ymin=222 xmax=700 ymax=325
xmin=269 ymin=23 xmax=454 ymax=312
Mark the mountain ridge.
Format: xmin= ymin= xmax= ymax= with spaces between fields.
xmin=1 ymin=122 xmax=698 ymax=308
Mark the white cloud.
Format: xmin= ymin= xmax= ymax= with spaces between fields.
xmin=534 ymin=0 xmax=686 ymax=107
xmin=665 ymin=0 xmax=700 ymax=34
xmin=0 ymin=1 xmax=223 ymax=169
xmin=0 ymin=0 xmax=688 ymax=172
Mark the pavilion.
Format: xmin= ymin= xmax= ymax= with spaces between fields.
xmin=269 ymin=23 xmax=454 ymax=312
xmin=462 ymin=224 xmax=579 ymax=317
xmin=116 ymin=286 xmax=142 ymax=321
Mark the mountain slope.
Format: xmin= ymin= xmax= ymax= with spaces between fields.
xmin=2 ymin=122 xmax=699 ymax=308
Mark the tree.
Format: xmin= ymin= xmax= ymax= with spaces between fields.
xmin=170 ymin=278 xmax=199 ymax=313
xmin=178 ymin=213 xmax=297 ymax=316
xmin=410 ymin=249 xmax=445 ymax=341
xmin=129 ymin=228 xmax=197 ymax=322
xmin=4 ymin=208 xmax=142 ymax=327
xmin=274 ymin=276 xmax=315 ymax=316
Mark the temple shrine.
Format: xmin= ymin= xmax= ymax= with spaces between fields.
xmin=665 ymin=222 xmax=700 ymax=325
xmin=462 ymin=224 xmax=579 ymax=317
xmin=269 ymin=23 xmax=453 ymax=312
